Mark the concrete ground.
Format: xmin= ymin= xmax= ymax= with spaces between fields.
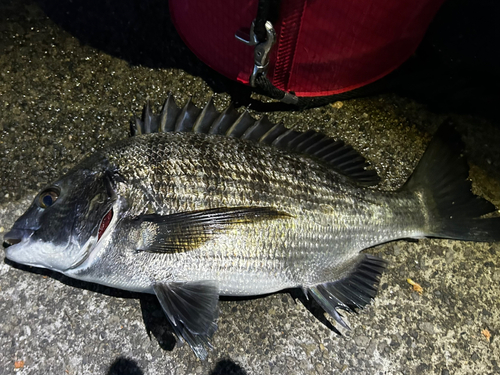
xmin=1 ymin=1 xmax=499 ymax=374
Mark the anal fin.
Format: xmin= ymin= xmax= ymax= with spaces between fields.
xmin=307 ymin=255 xmax=387 ymax=329
xmin=153 ymin=281 xmax=219 ymax=360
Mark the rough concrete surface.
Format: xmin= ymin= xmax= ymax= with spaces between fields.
xmin=1 ymin=1 xmax=499 ymax=374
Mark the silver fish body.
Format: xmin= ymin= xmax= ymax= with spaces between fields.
xmin=65 ymin=132 xmax=423 ymax=295
xmin=4 ymin=96 xmax=499 ymax=359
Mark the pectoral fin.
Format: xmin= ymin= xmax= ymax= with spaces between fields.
xmin=135 ymin=206 xmax=290 ymax=253
xmin=153 ymin=281 xmax=219 ymax=360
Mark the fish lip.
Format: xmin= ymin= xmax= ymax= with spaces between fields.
xmin=3 ymin=228 xmax=34 ymax=248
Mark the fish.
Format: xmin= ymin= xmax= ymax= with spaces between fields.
xmin=3 ymin=95 xmax=500 ymax=359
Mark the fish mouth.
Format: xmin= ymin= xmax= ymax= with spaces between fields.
xmin=3 ymin=228 xmax=38 ymax=267
xmin=3 ymin=239 xmax=20 ymax=248
xmin=3 ymin=228 xmax=34 ymax=249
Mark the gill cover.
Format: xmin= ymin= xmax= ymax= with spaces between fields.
xmin=4 ymin=154 xmax=119 ymax=272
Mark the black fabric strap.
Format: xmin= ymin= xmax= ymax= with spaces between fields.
xmin=255 ymin=74 xmax=398 ymax=109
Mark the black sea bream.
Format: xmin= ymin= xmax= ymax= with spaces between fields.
xmin=4 ymin=96 xmax=500 ymax=359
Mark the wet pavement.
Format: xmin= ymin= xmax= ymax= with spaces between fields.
xmin=1 ymin=1 xmax=499 ymax=374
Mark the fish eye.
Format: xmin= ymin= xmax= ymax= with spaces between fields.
xmin=38 ymin=188 xmax=60 ymax=208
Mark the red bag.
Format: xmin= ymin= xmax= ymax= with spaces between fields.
xmin=170 ymin=0 xmax=445 ymax=100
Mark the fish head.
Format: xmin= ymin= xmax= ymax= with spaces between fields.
xmin=3 ymin=155 xmax=120 ymax=272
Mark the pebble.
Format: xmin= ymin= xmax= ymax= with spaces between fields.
xmin=393 ymin=244 xmax=402 ymax=256
xmin=416 ymin=363 xmax=429 ymax=373
xmin=315 ymin=363 xmax=324 ymax=374
xmin=419 ymin=322 xmax=436 ymax=335
xmin=354 ymin=335 xmax=370 ymax=348
xmin=489 ymin=245 xmax=498 ymax=256
xmin=493 ymin=270 xmax=500 ymax=282
xmin=378 ymin=340 xmax=388 ymax=353
xmin=445 ymin=249 xmax=456 ymax=264
xmin=366 ymin=340 xmax=377 ymax=356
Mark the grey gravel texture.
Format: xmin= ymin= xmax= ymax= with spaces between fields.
xmin=1 ymin=1 xmax=500 ymax=374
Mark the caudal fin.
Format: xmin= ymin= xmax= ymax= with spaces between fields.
xmin=404 ymin=122 xmax=500 ymax=242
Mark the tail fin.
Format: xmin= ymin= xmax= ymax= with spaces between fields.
xmin=404 ymin=122 xmax=500 ymax=242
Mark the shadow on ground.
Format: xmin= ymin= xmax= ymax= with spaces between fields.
xmin=106 ymin=357 xmax=248 ymax=375
xmin=107 ymin=357 xmax=144 ymax=375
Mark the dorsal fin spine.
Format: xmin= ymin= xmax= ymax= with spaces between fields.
xmin=208 ymin=104 xmax=238 ymax=135
xmin=240 ymin=115 xmax=272 ymax=141
xmin=159 ymin=94 xmax=179 ymax=132
xmin=259 ymin=122 xmax=287 ymax=144
xmin=192 ymin=97 xmax=218 ymax=133
xmin=226 ymin=110 xmax=254 ymax=138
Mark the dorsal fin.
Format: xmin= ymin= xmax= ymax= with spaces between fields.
xmin=131 ymin=95 xmax=380 ymax=186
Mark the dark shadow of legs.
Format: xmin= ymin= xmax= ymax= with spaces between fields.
xmin=107 ymin=357 xmax=144 ymax=375
xmin=210 ymin=359 xmax=247 ymax=375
